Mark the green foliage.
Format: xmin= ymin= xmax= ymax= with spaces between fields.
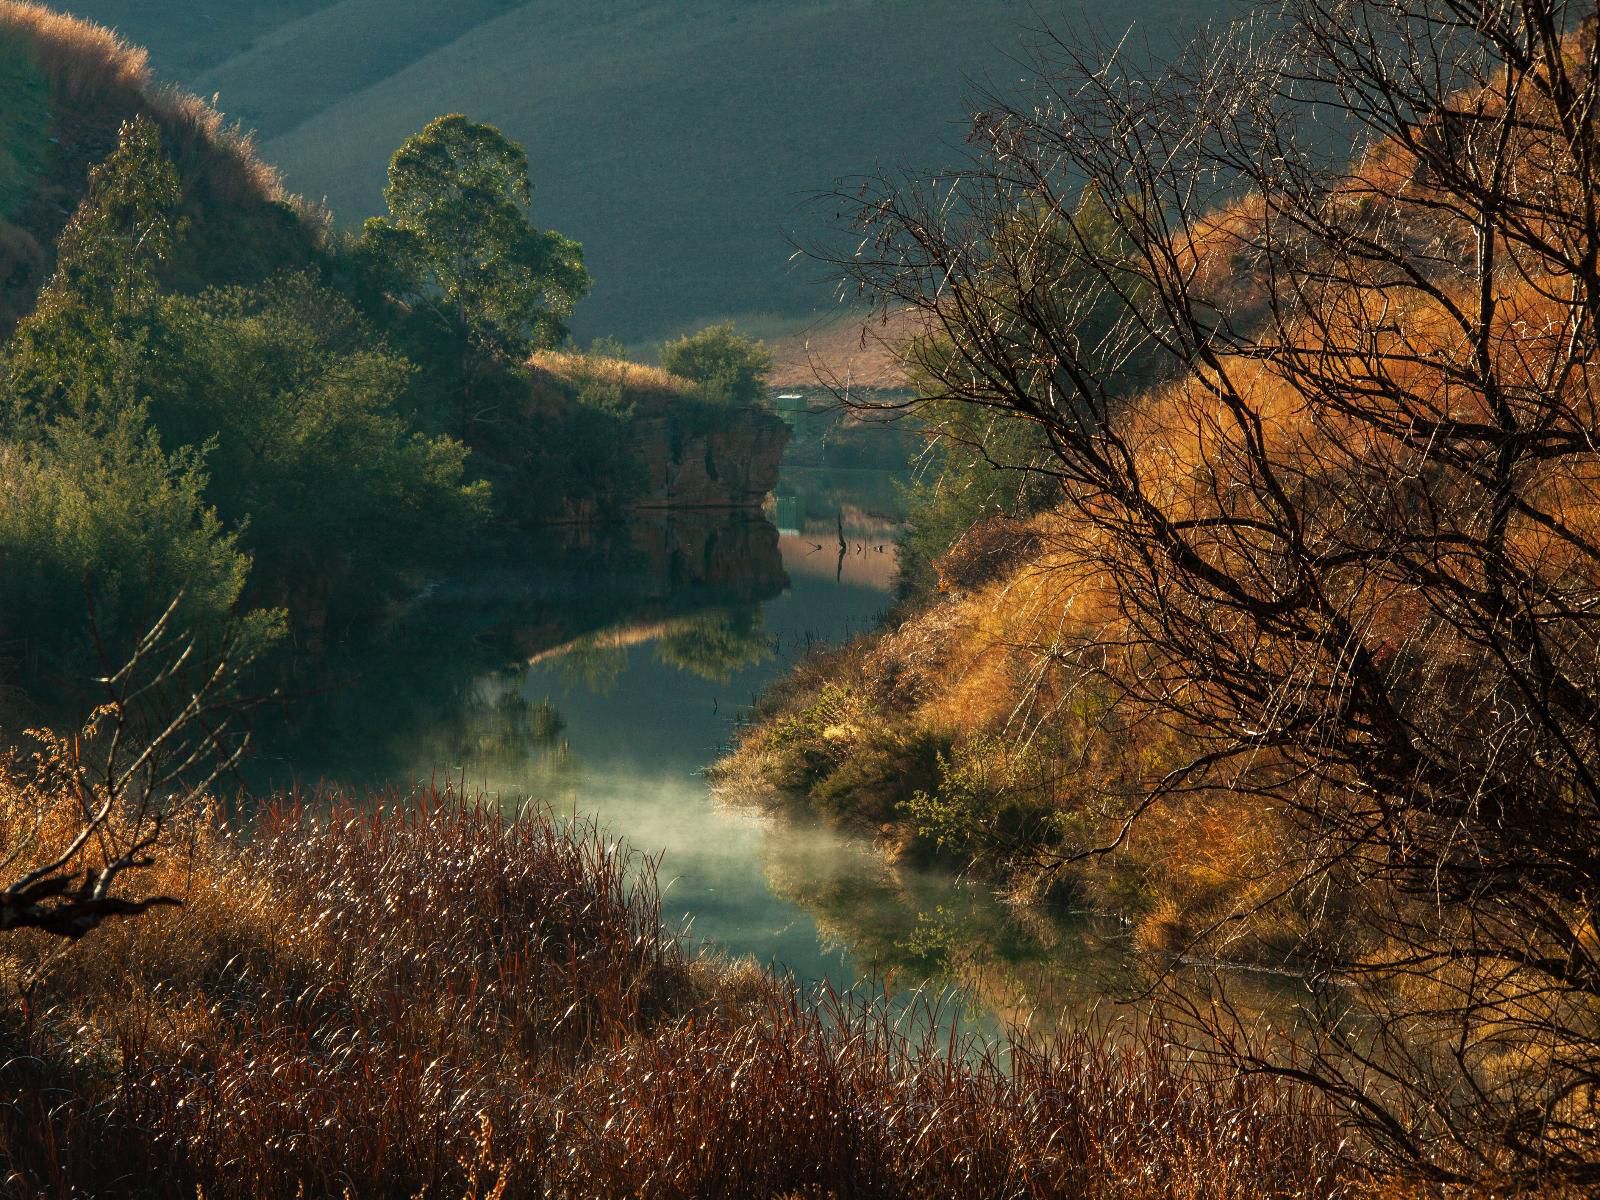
xmin=355 ymin=114 xmax=590 ymax=357
xmin=900 ymin=734 xmax=1063 ymax=863
xmin=4 ymin=117 xmax=179 ymax=432
xmin=656 ymin=606 xmax=773 ymax=683
xmin=493 ymin=397 xmax=648 ymax=524
xmin=0 ymin=118 xmax=267 ymax=667
xmin=810 ymin=726 xmax=950 ymax=826
xmin=563 ymin=345 xmax=638 ymax=422
xmin=38 ymin=116 xmax=178 ymax=319
xmin=659 ymin=322 xmax=773 ymax=408
xmin=146 ymin=273 xmax=491 ymax=609
xmin=895 ymin=187 xmax=1156 ymax=599
xmin=0 ymin=402 xmax=276 ymax=670
xmin=761 ymin=681 xmax=865 ymax=792
xmin=895 ymin=412 xmax=1058 ymax=598
xmin=0 ymin=120 xmax=488 ymax=678
xmin=0 ymin=31 xmax=51 ymax=220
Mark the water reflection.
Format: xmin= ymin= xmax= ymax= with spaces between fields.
xmin=256 ymin=468 xmax=1260 ymax=1034
xmin=250 ymin=511 xmax=790 ymax=787
xmin=775 ymin=466 xmax=903 ymax=591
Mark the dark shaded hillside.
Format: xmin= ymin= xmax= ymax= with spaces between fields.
xmin=59 ymin=0 xmax=1233 ymax=343
xmin=0 ymin=3 xmax=323 ymax=333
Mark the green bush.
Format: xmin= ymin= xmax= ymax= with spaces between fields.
xmin=659 ymin=322 xmax=773 ymax=408
xmin=900 ymin=734 xmax=1063 ymax=864
xmin=0 ymin=404 xmax=277 ymax=671
xmin=809 ymin=725 xmax=950 ymax=826
xmin=146 ymin=272 xmax=490 ymax=612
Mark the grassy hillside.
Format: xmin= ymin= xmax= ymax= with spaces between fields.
xmin=0 ymin=28 xmax=50 ymax=216
xmin=60 ymin=0 xmax=1235 ymax=342
xmin=0 ymin=3 xmax=324 ymax=332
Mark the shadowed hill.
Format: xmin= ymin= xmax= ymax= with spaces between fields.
xmin=58 ymin=0 xmax=1233 ymax=343
xmin=0 ymin=2 xmax=324 ymax=333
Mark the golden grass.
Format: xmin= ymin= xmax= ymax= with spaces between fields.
xmin=529 ymin=348 xmax=690 ymax=395
xmin=720 ymin=222 xmax=1600 ymax=969
xmin=0 ymin=2 xmax=149 ymax=110
xmin=765 ymin=309 xmax=921 ymax=392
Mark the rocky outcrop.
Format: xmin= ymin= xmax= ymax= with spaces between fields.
xmin=626 ymin=408 xmax=789 ymax=511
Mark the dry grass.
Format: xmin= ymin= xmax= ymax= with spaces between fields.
xmin=0 ymin=2 xmax=150 ymax=110
xmin=0 ymin=2 xmax=320 ymax=333
xmin=529 ymin=348 xmax=692 ymax=399
xmin=0 ymin=767 xmax=1362 ymax=1198
xmin=766 ymin=308 xmax=921 ymax=392
xmin=719 ymin=38 xmax=1600 ymax=972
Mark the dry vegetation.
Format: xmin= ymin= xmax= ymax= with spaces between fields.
xmin=0 ymin=748 xmax=1361 ymax=1199
xmin=526 ymin=347 xmax=694 ymax=414
xmin=765 ymin=310 xmax=918 ymax=393
xmin=726 ymin=4 xmax=1600 ymax=1187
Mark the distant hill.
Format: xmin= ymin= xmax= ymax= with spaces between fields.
xmin=56 ymin=1 xmax=1233 ymax=343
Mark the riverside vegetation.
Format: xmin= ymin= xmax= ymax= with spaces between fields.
xmin=3 ymin=1 xmax=1598 ymax=1197
xmin=0 ymin=1 xmax=787 ymax=705
xmin=717 ymin=1 xmax=1600 ymax=1192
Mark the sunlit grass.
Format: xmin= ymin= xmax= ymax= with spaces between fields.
xmin=0 ymin=777 xmax=1360 ymax=1197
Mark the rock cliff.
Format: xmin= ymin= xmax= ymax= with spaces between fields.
xmin=626 ymin=407 xmax=790 ymax=512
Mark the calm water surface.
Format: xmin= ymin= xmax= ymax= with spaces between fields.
xmin=255 ymin=466 xmax=1203 ymax=1027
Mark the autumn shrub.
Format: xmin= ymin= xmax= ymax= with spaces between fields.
xmin=934 ymin=514 xmax=1044 ymax=594
xmin=804 ymin=6 xmax=1600 ymax=1184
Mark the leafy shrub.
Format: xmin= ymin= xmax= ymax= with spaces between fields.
xmin=659 ymin=321 xmax=773 ymax=408
xmin=901 ymin=733 xmax=1065 ymax=865
xmin=0 ymin=404 xmax=275 ymax=670
xmin=810 ymin=725 xmax=950 ymax=827
xmin=147 ymin=272 xmax=490 ymax=614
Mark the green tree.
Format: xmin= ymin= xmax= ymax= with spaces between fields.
xmin=3 ymin=116 xmax=179 ymax=434
xmin=0 ymin=117 xmax=278 ymax=676
xmin=146 ymin=273 xmax=491 ymax=618
xmin=659 ymin=322 xmax=773 ymax=407
xmin=355 ymin=114 xmax=590 ymax=358
xmin=893 ymin=188 xmax=1154 ymax=599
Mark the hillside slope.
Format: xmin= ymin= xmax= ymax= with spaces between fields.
xmin=0 ymin=2 xmax=323 ymax=332
xmin=60 ymin=0 xmax=1231 ymax=342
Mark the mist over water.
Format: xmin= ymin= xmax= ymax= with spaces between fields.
xmin=254 ymin=465 xmax=1201 ymax=1027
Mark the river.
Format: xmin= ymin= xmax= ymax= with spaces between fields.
xmin=251 ymin=464 xmax=1287 ymax=1031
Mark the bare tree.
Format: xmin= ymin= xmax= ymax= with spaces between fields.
xmin=1 ymin=595 xmax=258 ymax=940
xmin=827 ymin=0 xmax=1600 ymax=1188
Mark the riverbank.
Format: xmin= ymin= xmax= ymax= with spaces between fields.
xmin=0 ymin=771 xmax=1365 ymax=1198
xmin=710 ymin=511 xmax=1336 ymax=972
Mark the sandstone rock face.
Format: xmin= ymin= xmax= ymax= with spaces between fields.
xmin=626 ymin=409 xmax=790 ymax=512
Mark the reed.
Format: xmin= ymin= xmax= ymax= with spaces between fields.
xmin=0 ymin=782 xmax=1361 ymax=1198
